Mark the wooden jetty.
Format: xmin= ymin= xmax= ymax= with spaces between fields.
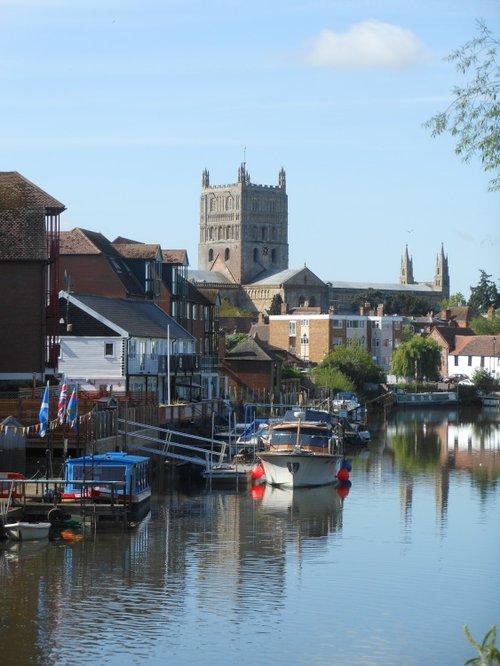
xmin=1 ymin=477 xmax=133 ymax=530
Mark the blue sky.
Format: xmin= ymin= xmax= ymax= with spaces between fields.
xmin=2 ymin=0 xmax=498 ymax=299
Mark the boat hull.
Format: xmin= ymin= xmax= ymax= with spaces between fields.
xmin=4 ymin=522 xmax=51 ymax=541
xmin=258 ymin=452 xmax=341 ymax=488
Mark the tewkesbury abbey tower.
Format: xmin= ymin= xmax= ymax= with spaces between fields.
xmin=197 ymin=165 xmax=450 ymax=312
xmin=198 ymin=164 xmax=288 ymax=284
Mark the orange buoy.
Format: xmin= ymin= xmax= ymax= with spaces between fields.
xmin=250 ymin=464 xmax=264 ymax=480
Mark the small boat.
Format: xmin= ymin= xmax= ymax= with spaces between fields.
xmin=4 ymin=521 xmax=51 ymax=541
xmin=257 ymin=411 xmax=343 ymax=488
xmin=331 ymin=392 xmax=361 ymax=414
xmin=63 ymin=452 xmax=151 ymax=522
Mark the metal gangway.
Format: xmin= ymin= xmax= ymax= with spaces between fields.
xmin=117 ymin=419 xmax=230 ymax=471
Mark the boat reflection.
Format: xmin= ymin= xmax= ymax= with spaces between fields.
xmin=257 ymin=483 xmax=344 ymax=540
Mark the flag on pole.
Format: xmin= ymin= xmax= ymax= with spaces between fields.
xmin=66 ymin=386 xmax=78 ymax=431
xmin=39 ymin=381 xmax=50 ymax=438
xmin=57 ymin=375 xmax=68 ymax=424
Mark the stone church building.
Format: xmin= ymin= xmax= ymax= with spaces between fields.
xmin=191 ymin=165 xmax=450 ymax=314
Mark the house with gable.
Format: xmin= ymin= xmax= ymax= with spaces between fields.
xmin=58 ymin=291 xmax=197 ymax=402
xmin=428 ymin=325 xmax=476 ymax=379
xmin=448 ymin=335 xmax=499 ymax=381
xmin=59 ymin=229 xmax=223 ymax=400
xmin=0 ymin=171 xmax=65 ymax=382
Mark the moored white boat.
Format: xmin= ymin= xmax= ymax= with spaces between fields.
xmin=257 ymin=413 xmax=343 ymax=488
xmin=4 ymin=521 xmax=51 ymax=541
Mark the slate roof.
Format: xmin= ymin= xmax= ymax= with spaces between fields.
xmin=452 ymin=335 xmax=498 ymax=357
xmin=65 ymin=292 xmax=195 ymax=341
xmin=327 ymin=280 xmax=436 ymax=293
xmin=189 ymin=270 xmax=236 ymax=286
xmin=0 ymin=171 xmax=65 ymax=212
xmin=247 ymin=268 xmax=310 ymax=286
xmin=225 ymin=336 xmax=281 ymax=362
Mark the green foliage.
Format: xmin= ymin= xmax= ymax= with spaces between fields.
xmin=390 ymin=335 xmax=442 ymax=381
xmin=268 ymin=293 xmax=283 ymax=315
xmin=401 ymin=325 xmax=414 ymax=343
xmin=281 ymin=366 xmax=302 ymax=379
xmin=218 ymin=298 xmax=253 ymax=317
xmin=350 ymin=289 xmax=384 ymax=311
xmin=473 ymin=368 xmax=500 ymax=392
xmin=225 ymin=332 xmax=247 ymax=350
xmin=468 ymin=271 xmax=500 ymax=314
xmin=384 ymin=294 xmax=432 ymax=316
xmin=312 ymin=366 xmax=355 ymax=394
xmin=314 ymin=344 xmax=385 ymax=390
xmin=464 ymin=625 xmax=500 ymax=665
xmin=441 ymin=293 xmax=467 ymax=308
xmin=423 ymin=20 xmax=500 ymax=192
xmin=469 ymin=315 xmax=500 ymax=335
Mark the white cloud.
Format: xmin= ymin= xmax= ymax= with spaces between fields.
xmin=304 ymin=19 xmax=427 ymax=70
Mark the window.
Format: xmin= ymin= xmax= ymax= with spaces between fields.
xmin=271 ymin=248 xmax=276 ymax=262
xmin=301 ymin=319 xmax=309 ymax=327
xmin=332 ymin=319 xmax=343 ymax=329
xmin=253 ymin=248 xmax=258 ymax=262
xmin=224 ymin=248 xmax=230 ymax=261
xmin=105 ymin=343 xmax=114 ymax=357
xmin=289 ymin=321 xmax=296 ymax=336
xmin=208 ymin=249 xmax=214 ymax=262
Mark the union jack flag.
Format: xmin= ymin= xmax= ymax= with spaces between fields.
xmin=57 ymin=376 xmax=68 ymax=424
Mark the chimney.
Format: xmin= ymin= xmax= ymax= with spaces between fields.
xmin=280 ymin=302 xmax=288 ymax=315
xmin=377 ymin=303 xmax=384 ymax=317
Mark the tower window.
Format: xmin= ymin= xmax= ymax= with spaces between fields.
xmin=208 ymin=249 xmax=214 ymax=262
xmin=224 ymin=248 xmax=230 ymax=261
xmin=271 ymin=249 xmax=276 ymax=262
xmin=253 ymin=248 xmax=258 ymax=262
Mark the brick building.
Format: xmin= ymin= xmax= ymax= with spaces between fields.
xmin=0 ymin=171 xmax=65 ymax=382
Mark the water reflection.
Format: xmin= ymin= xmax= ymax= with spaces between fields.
xmin=0 ymin=409 xmax=499 ymax=665
xmin=257 ymin=484 xmax=344 ymax=540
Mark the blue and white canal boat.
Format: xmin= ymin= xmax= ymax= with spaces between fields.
xmin=63 ymin=452 xmax=151 ymax=521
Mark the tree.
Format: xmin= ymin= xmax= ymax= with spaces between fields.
xmin=469 ymin=314 xmax=500 ymax=335
xmin=472 ymin=367 xmax=499 ymax=392
xmin=314 ymin=344 xmax=385 ymax=391
xmin=423 ymin=20 xmax=500 ymax=191
xmin=384 ymin=294 xmax=432 ymax=316
xmin=390 ymin=336 xmax=442 ymax=381
xmin=468 ymin=270 xmax=500 ymax=314
xmin=311 ymin=366 xmax=355 ymax=394
xmin=441 ymin=293 xmax=467 ymax=308
xmin=268 ymin=293 xmax=283 ymax=315
xmin=350 ymin=289 xmax=384 ymax=311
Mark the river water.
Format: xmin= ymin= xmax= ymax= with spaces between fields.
xmin=1 ymin=407 xmax=499 ymax=666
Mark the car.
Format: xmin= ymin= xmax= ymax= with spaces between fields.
xmin=458 ymin=378 xmax=474 ymax=386
xmin=443 ymin=374 xmax=470 ymax=384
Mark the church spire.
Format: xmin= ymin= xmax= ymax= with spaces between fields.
xmin=434 ymin=243 xmax=449 ymax=296
xmin=400 ymin=244 xmax=414 ymax=284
